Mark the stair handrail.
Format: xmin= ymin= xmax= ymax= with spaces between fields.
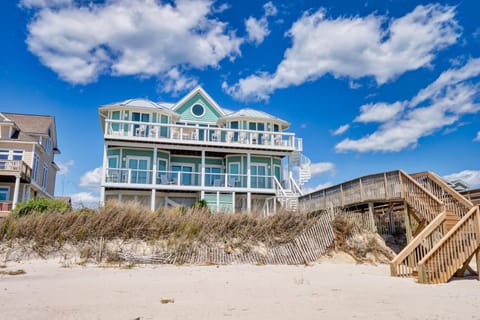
xmin=411 ymin=171 xmax=474 ymax=214
xmin=289 ymin=171 xmax=304 ymax=196
xmin=273 ymin=176 xmax=287 ymax=197
xmin=417 ymin=206 xmax=480 ymax=284
xmin=390 ymin=209 xmax=447 ymax=277
xmin=399 ymin=170 xmax=445 ymax=222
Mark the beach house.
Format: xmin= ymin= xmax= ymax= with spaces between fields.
xmin=99 ymin=86 xmax=311 ymax=213
xmin=0 ymin=113 xmax=60 ymax=213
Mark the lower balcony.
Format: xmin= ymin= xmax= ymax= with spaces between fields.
xmin=104 ymin=168 xmax=279 ymax=193
xmin=0 ymin=160 xmax=32 ymax=182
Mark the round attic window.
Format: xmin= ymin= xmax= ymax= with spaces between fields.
xmin=191 ymin=104 xmax=205 ymax=117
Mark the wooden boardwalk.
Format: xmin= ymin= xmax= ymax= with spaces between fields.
xmin=121 ymin=169 xmax=480 ymax=284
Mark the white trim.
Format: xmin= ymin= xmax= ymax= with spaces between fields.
xmin=107 ymin=155 xmax=119 ymax=168
xmin=190 ymin=103 xmax=206 ymax=118
xmin=173 ymin=86 xmax=226 ymax=116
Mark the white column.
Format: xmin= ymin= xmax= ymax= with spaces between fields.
xmin=201 ymin=150 xmax=206 ymax=187
xmin=12 ymin=176 xmax=20 ymax=209
xmin=100 ymin=142 xmax=108 ymax=206
xmin=150 ymin=189 xmax=156 ymax=212
xmin=152 ymin=146 xmax=158 ymax=186
xmin=246 ymin=152 xmax=251 ymax=212
xmin=201 ymin=150 xmax=205 ymax=200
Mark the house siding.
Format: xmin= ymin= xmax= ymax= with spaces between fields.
xmin=175 ymin=93 xmax=222 ymax=123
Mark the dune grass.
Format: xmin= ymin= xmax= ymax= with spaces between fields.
xmin=0 ymin=201 xmax=317 ymax=248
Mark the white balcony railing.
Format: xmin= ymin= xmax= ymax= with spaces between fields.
xmin=104 ymin=119 xmax=302 ymax=151
xmin=105 ymin=168 xmax=276 ymax=190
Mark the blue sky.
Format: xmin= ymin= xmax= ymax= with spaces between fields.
xmin=1 ymin=0 xmax=479 ymax=206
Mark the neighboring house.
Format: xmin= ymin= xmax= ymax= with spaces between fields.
xmin=0 ymin=113 xmax=60 ymax=212
xmin=99 ymin=86 xmax=311 ymax=213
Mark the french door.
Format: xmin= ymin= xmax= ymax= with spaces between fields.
xmin=127 ymin=157 xmax=149 ymax=184
xmin=250 ymin=164 xmax=267 ymax=188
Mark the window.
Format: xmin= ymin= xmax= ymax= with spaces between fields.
xmin=171 ymin=165 xmax=193 ymax=185
xmin=12 ymin=150 xmax=23 ymax=161
xmin=32 ymin=155 xmax=39 ymax=182
xmin=0 ymin=187 xmax=9 ymax=201
xmin=0 ymin=149 xmax=8 ymax=160
xmin=205 ymin=167 xmax=222 ymax=186
xmin=191 ymin=104 xmax=205 ymax=117
xmin=127 ymin=157 xmax=150 ymax=184
xmin=41 ymin=163 xmax=48 ymax=189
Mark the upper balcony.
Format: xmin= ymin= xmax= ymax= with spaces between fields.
xmin=0 ymin=160 xmax=32 ymax=182
xmin=104 ymin=119 xmax=302 ymax=152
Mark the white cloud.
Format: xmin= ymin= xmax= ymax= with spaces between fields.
xmin=245 ymin=17 xmax=269 ymax=45
xmin=159 ymin=67 xmax=198 ymax=95
xmin=354 ymin=102 xmax=405 ymax=123
xmin=70 ymin=192 xmax=100 ymax=208
xmin=263 ymin=2 xmax=278 ymax=17
xmin=332 ymin=124 xmax=350 ymax=136
xmin=245 ymin=2 xmax=278 ymax=46
xmin=310 ymin=162 xmax=335 ymax=177
xmin=79 ymin=167 xmax=102 ymax=189
xmin=25 ymin=0 xmax=242 ymax=85
xmin=444 ymin=170 xmax=480 ymax=187
xmin=303 ymin=182 xmax=333 ymax=194
xmin=475 ymin=131 xmax=480 ymax=141
xmin=336 ymin=58 xmax=480 ymax=153
xmin=57 ymin=159 xmax=74 ymax=176
xmin=225 ymin=4 xmax=460 ymax=101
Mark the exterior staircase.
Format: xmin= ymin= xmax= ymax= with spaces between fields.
xmin=297 ymin=169 xmax=480 ymax=284
xmin=391 ymin=171 xmax=479 ymax=284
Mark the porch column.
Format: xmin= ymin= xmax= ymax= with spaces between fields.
xmin=100 ymin=142 xmax=108 ymax=206
xmin=201 ymin=150 xmax=205 ymax=199
xmin=150 ymin=189 xmax=156 ymax=212
xmin=12 ymin=176 xmax=20 ymax=209
xmin=152 ymin=146 xmax=158 ymax=186
xmin=247 ymin=152 xmax=251 ymax=212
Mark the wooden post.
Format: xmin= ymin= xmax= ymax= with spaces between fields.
xmin=404 ymin=201 xmax=413 ymax=243
xmin=368 ymin=202 xmax=375 ymax=232
xmin=476 ymin=249 xmax=480 ymax=281
xmin=359 ymin=178 xmax=364 ymax=202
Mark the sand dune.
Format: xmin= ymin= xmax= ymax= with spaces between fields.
xmin=0 ymin=259 xmax=479 ymax=320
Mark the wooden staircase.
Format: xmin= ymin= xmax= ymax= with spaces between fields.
xmin=391 ymin=171 xmax=480 ymax=284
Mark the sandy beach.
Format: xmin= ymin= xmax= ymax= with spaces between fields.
xmin=1 ymin=259 xmax=479 ymax=320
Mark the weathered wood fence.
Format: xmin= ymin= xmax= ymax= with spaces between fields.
xmin=119 ymin=208 xmax=374 ymax=265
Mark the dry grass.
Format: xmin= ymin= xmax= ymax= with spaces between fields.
xmin=0 ymin=269 xmax=26 ymax=276
xmin=0 ymin=201 xmax=317 ymax=249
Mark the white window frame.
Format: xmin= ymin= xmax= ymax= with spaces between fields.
xmin=32 ymin=154 xmax=39 ymax=182
xmin=126 ymin=156 xmax=150 ymax=184
xmin=12 ymin=149 xmax=23 ymax=161
xmin=41 ymin=163 xmax=48 ymax=189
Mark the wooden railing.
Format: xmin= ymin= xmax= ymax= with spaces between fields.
xmin=298 ymin=170 xmax=403 ymax=212
xmin=399 ymin=171 xmax=444 ymax=223
xmin=417 ymin=206 xmax=480 ymax=284
xmin=412 ymin=172 xmax=473 ymax=218
xmin=390 ymin=211 xmax=446 ymax=277
xmin=460 ymin=188 xmax=480 ymax=206
xmin=0 ymin=160 xmax=32 ymax=181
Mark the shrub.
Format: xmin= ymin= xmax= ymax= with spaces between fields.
xmin=11 ymin=197 xmax=72 ymax=217
xmin=192 ymin=199 xmax=208 ymax=209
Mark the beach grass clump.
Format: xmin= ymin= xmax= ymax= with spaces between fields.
xmin=0 ymin=201 xmax=317 ymax=248
xmin=10 ymin=197 xmax=71 ymax=217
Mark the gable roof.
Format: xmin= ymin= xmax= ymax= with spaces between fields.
xmin=219 ymin=108 xmax=290 ymax=128
xmin=1 ymin=112 xmax=59 ymax=151
xmin=172 ymin=86 xmax=226 ymax=116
